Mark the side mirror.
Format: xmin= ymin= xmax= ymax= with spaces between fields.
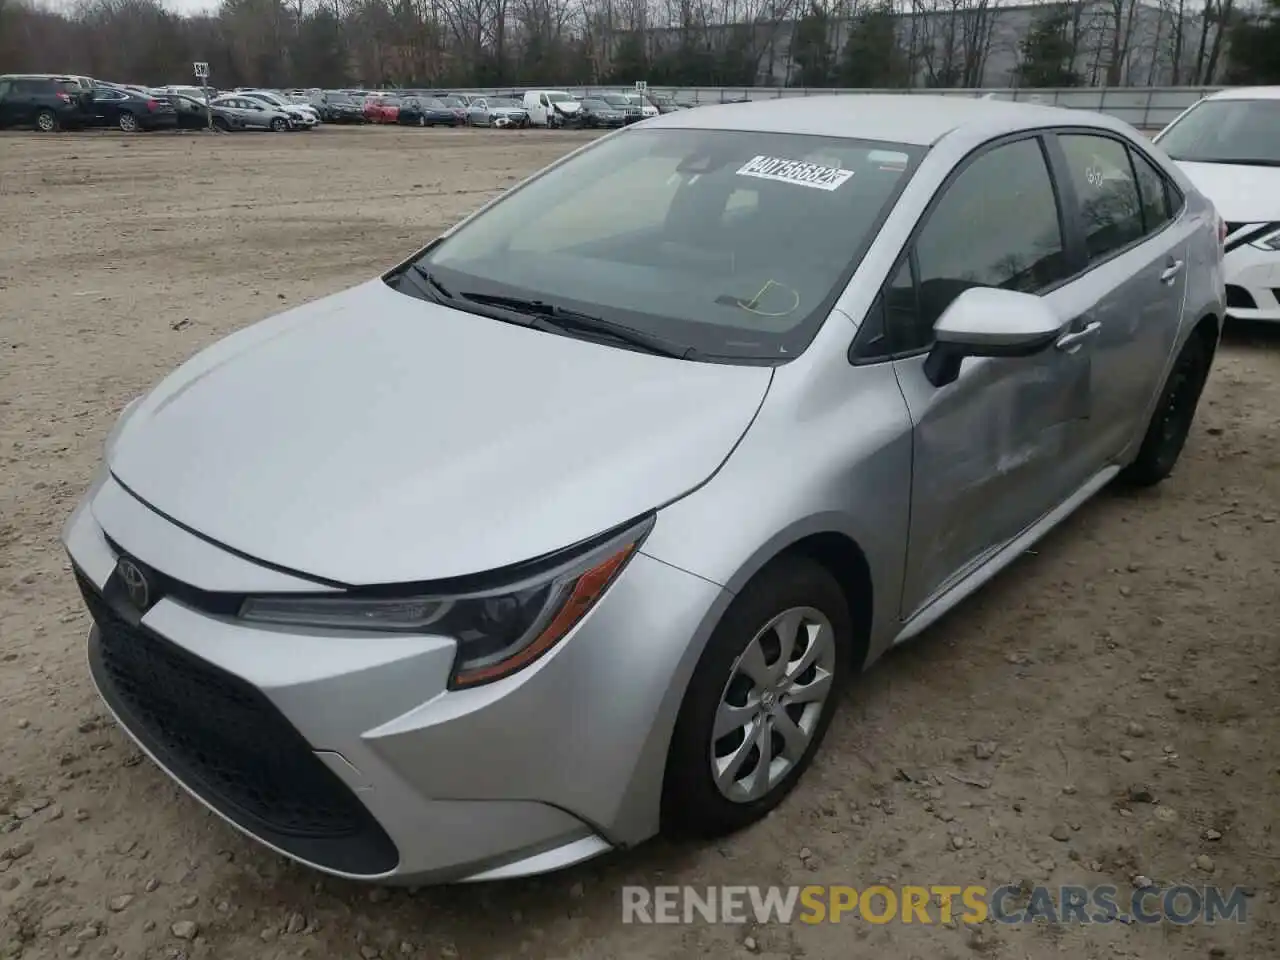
xmin=922 ymin=287 xmax=1064 ymax=388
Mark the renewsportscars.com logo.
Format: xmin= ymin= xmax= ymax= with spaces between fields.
xmin=621 ymin=884 xmax=1251 ymax=926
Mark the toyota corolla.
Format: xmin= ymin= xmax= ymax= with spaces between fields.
xmin=64 ymin=95 xmax=1224 ymax=884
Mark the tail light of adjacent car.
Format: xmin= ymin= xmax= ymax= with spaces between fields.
xmin=237 ymin=515 xmax=655 ymax=689
xmin=146 ymin=99 xmax=160 ymax=112
xmin=1218 ymin=216 xmax=1228 ymax=246
xmin=56 ymin=91 xmax=71 ymax=102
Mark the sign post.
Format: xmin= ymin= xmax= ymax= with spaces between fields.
xmin=193 ymin=62 xmax=211 ymax=130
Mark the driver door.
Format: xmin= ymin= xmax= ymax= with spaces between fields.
xmin=880 ymin=135 xmax=1100 ymax=619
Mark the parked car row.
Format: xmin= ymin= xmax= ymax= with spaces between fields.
xmin=0 ymin=74 xmax=694 ymax=134
xmin=0 ymin=73 xmax=325 ymax=133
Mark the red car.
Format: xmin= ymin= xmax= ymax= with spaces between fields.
xmin=437 ymin=95 xmax=469 ymax=125
xmin=362 ymin=96 xmax=399 ymax=124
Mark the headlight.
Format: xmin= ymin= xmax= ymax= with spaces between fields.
xmin=1249 ymin=227 xmax=1280 ymax=252
xmin=239 ymin=515 xmax=653 ymax=688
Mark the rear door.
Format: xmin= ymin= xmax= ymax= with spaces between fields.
xmin=859 ymin=134 xmax=1100 ymax=618
xmin=7 ymin=80 xmax=39 ymax=126
xmin=1046 ymin=131 xmax=1194 ymax=466
xmin=89 ymin=87 xmax=126 ymax=126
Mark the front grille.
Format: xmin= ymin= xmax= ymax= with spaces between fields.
xmin=1226 ymin=285 xmax=1257 ymax=310
xmin=77 ymin=573 xmax=398 ymax=875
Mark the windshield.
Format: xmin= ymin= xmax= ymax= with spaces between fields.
xmin=492 ymin=99 xmax=518 ymax=108
xmin=405 ymin=129 xmax=920 ymax=361
xmin=1157 ymin=99 xmax=1280 ymax=165
xmin=442 ymin=96 xmax=464 ymax=107
xmin=582 ymin=99 xmax=608 ymax=109
xmin=546 ymin=93 xmax=571 ymax=103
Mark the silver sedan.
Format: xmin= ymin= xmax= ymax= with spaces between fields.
xmin=467 ymin=96 xmax=529 ymax=128
xmin=63 ymin=96 xmax=1223 ymax=885
xmin=209 ymin=95 xmax=291 ymax=132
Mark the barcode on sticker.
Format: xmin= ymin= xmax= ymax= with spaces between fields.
xmin=736 ymin=155 xmax=854 ymax=191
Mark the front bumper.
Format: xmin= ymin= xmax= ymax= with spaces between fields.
xmin=1224 ymin=244 xmax=1280 ymax=323
xmin=63 ymin=472 xmax=727 ymax=883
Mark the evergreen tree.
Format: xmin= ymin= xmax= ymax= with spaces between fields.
xmin=1015 ymin=7 xmax=1081 ymax=88
xmin=837 ymin=2 xmax=908 ymax=88
xmin=790 ymin=2 xmax=834 ymax=87
xmin=1224 ymin=0 xmax=1280 ymax=83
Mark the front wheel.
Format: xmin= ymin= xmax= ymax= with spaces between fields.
xmin=1117 ymin=330 xmax=1213 ymax=487
xmin=117 ymin=111 xmax=138 ymax=133
xmin=661 ymin=556 xmax=851 ymax=838
xmin=270 ymin=117 xmax=288 ymax=132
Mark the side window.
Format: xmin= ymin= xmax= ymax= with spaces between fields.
xmin=0 ymin=80 xmax=11 ymax=99
xmin=1058 ymin=134 xmax=1144 ymax=262
xmin=1128 ymin=147 xmax=1173 ymax=234
xmin=882 ymin=137 xmax=1068 ymax=354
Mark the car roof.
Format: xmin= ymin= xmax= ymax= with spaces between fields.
xmin=642 ymin=93 xmax=1121 ymax=146
xmin=1205 ymin=86 xmax=1280 ymax=102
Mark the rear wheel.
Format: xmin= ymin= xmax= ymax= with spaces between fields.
xmin=270 ymin=117 xmax=288 ymax=132
xmin=1118 ymin=329 xmax=1213 ymax=487
xmin=662 ymin=556 xmax=851 ymax=838
xmin=117 ymin=111 xmax=138 ymax=133
xmin=35 ymin=109 xmax=57 ymax=132
xmin=212 ymin=116 xmax=230 ymax=132
xmin=416 ymin=114 xmax=426 ymax=127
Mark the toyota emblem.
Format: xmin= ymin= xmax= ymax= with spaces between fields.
xmin=116 ymin=557 xmax=150 ymax=611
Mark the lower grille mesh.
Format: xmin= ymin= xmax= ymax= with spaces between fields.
xmin=78 ymin=572 xmax=398 ymax=874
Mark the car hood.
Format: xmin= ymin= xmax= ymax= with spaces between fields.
xmin=108 ymin=280 xmax=772 ymax=586
xmin=551 ymin=101 xmax=580 ymax=113
xmin=1173 ymin=160 xmax=1280 ymax=222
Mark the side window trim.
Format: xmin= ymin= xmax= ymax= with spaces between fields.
xmin=1044 ymin=128 xmax=1180 ymax=277
xmin=850 ymin=130 xmax=1070 ymax=365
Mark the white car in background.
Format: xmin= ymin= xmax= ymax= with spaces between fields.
xmin=1155 ymin=87 xmax=1280 ymax=323
xmin=625 ymin=93 xmax=659 ymax=119
xmin=240 ymin=90 xmax=320 ymax=129
xmin=161 ymin=85 xmax=209 ymax=103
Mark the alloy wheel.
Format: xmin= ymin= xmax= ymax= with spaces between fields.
xmin=119 ymin=113 xmax=137 ymax=133
xmin=37 ymin=112 xmax=55 ymax=132
xmin=711 ymin=606 xmax=836 ymax=803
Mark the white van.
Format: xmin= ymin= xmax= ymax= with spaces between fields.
xmin=522 ymin=89 xmax=580 ymax=127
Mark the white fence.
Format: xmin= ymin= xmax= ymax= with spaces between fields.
xmin=454 ymin=86 xmax=1222 ymax=131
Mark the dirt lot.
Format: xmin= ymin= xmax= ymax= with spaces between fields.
xmin=0 ymin=125 xmax=1277 ymax=960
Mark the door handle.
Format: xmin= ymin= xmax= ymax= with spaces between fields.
xmin=1160 ymin=259 xmax=1184 ymax=284
xmin=1055 ymin=320 xmax=1102 ymax=353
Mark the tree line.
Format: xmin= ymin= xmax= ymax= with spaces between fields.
xmin=0 ymin=0 xmax=1276 ymax=91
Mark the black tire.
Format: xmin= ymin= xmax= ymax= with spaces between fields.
xmin=416 ymin=114 xmax=426 ymax=127
xmin=212 ymin=116 xmax=230 ymax=132
xmin=270 ymin=117 xmax=288 ymax=132
xmin=661 ymin=555 xmax=851 ymax=839
xmin=117 ymin=111 xmax=138 ymax=133
xmin=1118 ymin=329 xmax=1213 ymax=487
xmin=35 ymin=109 xmax=58 ymax=132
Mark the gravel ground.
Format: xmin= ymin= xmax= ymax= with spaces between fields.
xmin=1 ymin=125 xmax=1277 ymax=960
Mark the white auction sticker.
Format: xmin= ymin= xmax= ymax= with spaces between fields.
xmin=735 ymin=155 xmax=855 ymax=191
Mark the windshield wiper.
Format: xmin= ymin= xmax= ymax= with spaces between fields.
xmin=392 ymin=262 xmax=456 ymax=304
xmin=458 ymin=291 xmax=694 ymax=359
